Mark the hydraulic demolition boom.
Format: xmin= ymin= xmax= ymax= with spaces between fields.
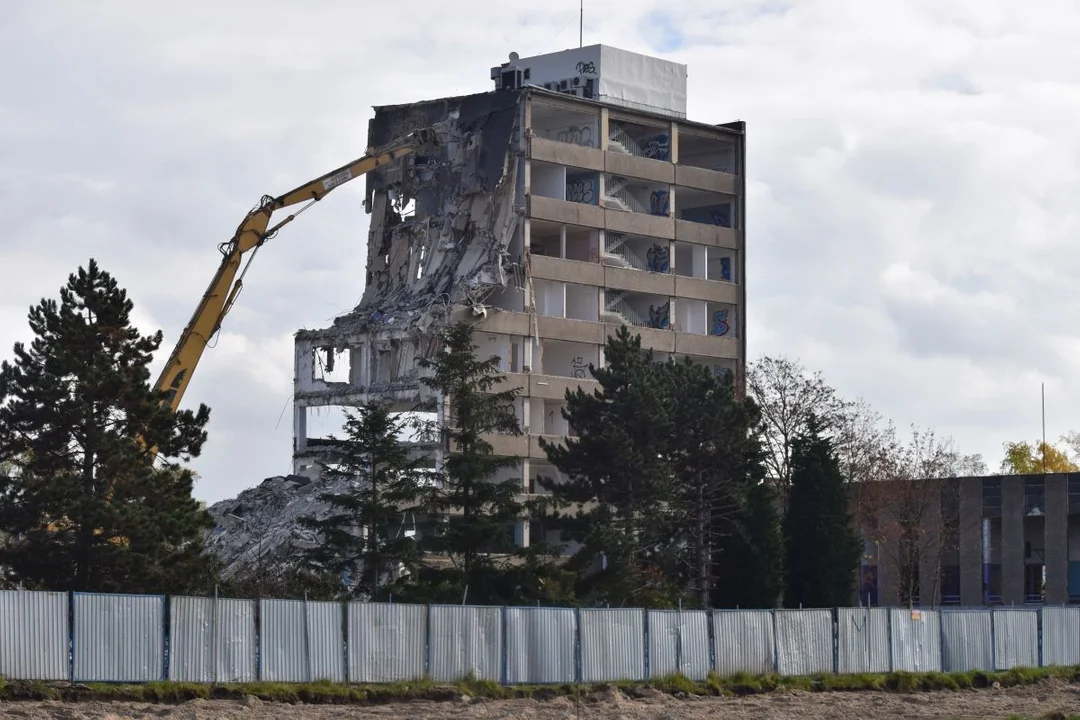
xmin=153 ymin=126 xmax=441 ymax=413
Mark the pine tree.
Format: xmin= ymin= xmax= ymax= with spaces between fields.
xmin=0 ymin=260 xmax=215 ymax=593
xmin=663 ymin=359 xmax=768 ymax=607
xmin=783 ymin=419 xmax=862 ymax=608
xmin=298 ymin=401 xmax=424 ymax=600
xmin=412 ymin=322 xmax=524 ymax=603
xmin=541 ymin=326 xmax=680 ymax=606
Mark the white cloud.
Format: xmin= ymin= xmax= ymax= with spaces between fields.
xmin=3 ymin=0 xmax=1080 ymax=501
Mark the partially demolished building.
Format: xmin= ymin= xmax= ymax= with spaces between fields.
xmin=292 ymin=45 xmax=745 ymax=548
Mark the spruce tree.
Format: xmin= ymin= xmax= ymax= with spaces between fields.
xmin=783 ymin=419 xmax=862 ymax=608
xmin=541 ymin=326 xmax=680 ymax=606
xmin=412 ymin=322 xmax=523 ymax=603
xmin=712 ymin=481 xmax=785 ymax=608
xmin=0 ymin=260 xmax=215 ymax=593
xmin=298 ymin=401 xmax=424 ymax=600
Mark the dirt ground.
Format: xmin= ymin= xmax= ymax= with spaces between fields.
xmin=3 ymin=681 xmax=1080 ymax=720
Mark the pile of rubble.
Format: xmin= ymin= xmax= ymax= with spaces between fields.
xmin=205 ymin=474 xmax=347 ymax=580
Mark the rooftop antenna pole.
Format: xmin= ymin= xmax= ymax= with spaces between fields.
xmin=1042 ymin=382 xmax=1047 ymax=473
xmin=579 ymin=0 xmax=584 ymax=47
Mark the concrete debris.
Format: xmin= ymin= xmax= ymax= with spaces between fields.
xmin=205 ymin=474 xmax=356 ymax=581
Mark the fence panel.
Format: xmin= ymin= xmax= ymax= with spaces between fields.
xmin=941 ymin=609 xmax=992 ymax=672
xmin=992 ymin=608 xmax=1038 ymax=670
xmin=775 ymin=609 xmax=833 ymax=676
xmin=259 ymin=599 xmax=345 ymax=682
xmin=580 ymin=608 xmax=645 ymax=682
xmin=837 ymin=607 xmax=889 ymax=674
xmin=1041 ymin=606 xmax=1080 ymax=667
xmin=889 ymin=608 xmax=941 ymax=673
xmin=428 ymin=605 xmax=503 ymax=682
xmin=169 ymin=596 xmax=256 ymax=683
xmin=0 ymin=590 xmax=69 ymax=681
xmin=73 ymin=593 xmax=165 ymax=682
xmin=505 ymin=607 xmax=576 ymax=684
xmin=647 ymin=610 xmax=710 ymax=680
xmin=713 ymin=610 xmax=775 ymax=676
xmin=347 ymin=602 xmax=427 ymax=683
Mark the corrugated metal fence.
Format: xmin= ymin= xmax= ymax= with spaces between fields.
xmin=2 ymin=591 xmax=1079 ymax=683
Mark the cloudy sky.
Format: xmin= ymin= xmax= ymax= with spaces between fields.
xmin=3 ymin=1 xmax=1079 ymax=503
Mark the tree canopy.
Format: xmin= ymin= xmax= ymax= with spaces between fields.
xmin=999 ymin=440 xmax=1079 ymax=474
xmin=0 ymin=260 xmax=216 ymax=593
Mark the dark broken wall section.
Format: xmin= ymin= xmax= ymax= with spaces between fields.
xmin=366 ymin=90 xmax=521 ymax=198
xmin=329 ymin=89 xmax=522 ymax=336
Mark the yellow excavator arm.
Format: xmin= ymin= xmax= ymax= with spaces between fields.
xmin=153 ymin=126 xmax=440 ymax=412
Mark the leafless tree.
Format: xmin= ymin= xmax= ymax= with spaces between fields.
xmin=746 ymin=356 xmax=848 ymax=494
xmin=856 ymin=426 xmax=985 ymax=605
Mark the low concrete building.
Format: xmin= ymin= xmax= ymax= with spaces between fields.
xmin=859 ymin=473 xmax=1080 ymax=607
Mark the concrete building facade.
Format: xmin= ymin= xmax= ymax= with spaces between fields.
xmin=862 ymin=473 xmax=1080 ymax=607
xmin=289 ymin=46 xmax=745 ymax=547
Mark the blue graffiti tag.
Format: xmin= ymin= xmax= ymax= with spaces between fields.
xmin=712 ymin=309 xmax=730 ymax=336
xmin=711 ymin=208 xmax=730 ymax=227
xmin=649 ymin=303 xmax=671 ymax=329
xmin=646 ymin=244 xmax=670 ymax=273
xmin=720 ymin=256 xmax=732 ymax=281
xmin=642 ymin=134 xmax=671 ymax=161
xmin=650 ymin=190 xmax=670 ymax=216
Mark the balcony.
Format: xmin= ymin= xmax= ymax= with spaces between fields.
xmin=531 ymin=100 xmax=600 ymax=149
xmin=677 ymin=186 xmax=737 ymax=228
xmin=674 ymin=299 xmax=738 ymax=339
xmin=532 ymin=279 xmax=599 ymax=322
xmin=539 ymin=339 xmax=601 ymax=379
xmin=603 ymin=289 xmax=672 ymax=331
xmin=673 ymin=242 xmax=736 ymax=282
xmin=678 ymin=129 xmax=739 ymax=175
xmin=529 ymin=219 xmax=601 ymax=263
xmin=602 ymin=232 xmax=670 ymax=273
xmin=609 ymin=118 xmax=671 ymax=161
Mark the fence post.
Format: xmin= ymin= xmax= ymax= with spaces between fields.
xmin=885 ymin=606 xmax=894 ymax=672
xmin=343 ymin=598 xmax=350 ymax=686
xmin=990 ymin=606 xmax=998 ymax=671
xmin=675 ymin=607 xmax=683 ymax=678
xmin=302 ymin=592 xmax=312 ymax=683
xmin=211 ymin=587 xmax=219 ymax=684
xmin=574 ymin=607 xmax=583 ymax=683
xmin=500 ymin=606 xmax=508 ymax=686
xmin=770 ymin=609 xmax=779 ymax=674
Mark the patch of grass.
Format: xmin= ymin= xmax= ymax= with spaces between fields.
xmin=2 ymin=664 xmax=1080 ymax=705
xmin=820 ymin=672 xmax=885 ymax=691
xmin=456 ymin=671 xmax=510 ymax=699
xmin=651 ymin=673 xmax=701 ymax=695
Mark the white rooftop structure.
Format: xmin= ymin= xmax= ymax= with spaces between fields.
xmin=491 ymin=44 xmax=688 ymax=119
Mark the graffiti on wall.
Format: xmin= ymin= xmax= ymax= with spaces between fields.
xmin=711 ymin=208 xmax=731 ymax=227
xmin=555 ymin=125 xmax=595 ymax=147
xmin=643 ymin=134 xmax=671 ymax=161
xmin=570 ymin=355 xmax=589 ymax=378
xmin=649 ymin=303 xmax=671 ymax=330
xmin=575 ymin=60 xmax=597 ymax=76
xmin=566 ymin=177 xmax=597 ymax=204
xmin=720 ymin=256 xmax=732 ymax=282
xmin=650 ymin=190 xmax=670 ymax=216
xmin=711 ymin=309 xmax=731 ymax=337
xmin=646 ymin=244 xmax=670 ymax=273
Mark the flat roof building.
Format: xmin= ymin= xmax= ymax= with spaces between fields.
xmin=860 ymin=473 xmax=1080 ymax=607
